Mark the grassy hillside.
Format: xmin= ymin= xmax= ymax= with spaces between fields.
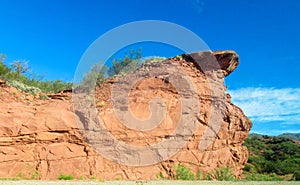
xmin=244 ymin=134 xmax=300 ymax=181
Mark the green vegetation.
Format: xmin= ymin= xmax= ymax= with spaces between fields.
xmin=78 ymin=49 xmax=142 ymax=93
xmin=39 ymin=94 xmax=49 ymax=100
xmin=156 ymin=164 xmax=235 ymax=181
xmin=244 ymin=134 xmax=300 ymax=181
xmin=11 ymin=60 xmax=29 ymax=76
xmin=7 ymin=80 xmax=41 ymax=95
xmin=58 ymin=174 xmax=74 ymax=180
xmin=109 ymin=48 xmax=142 ymax=76
xmin=156 ymin=157 xmax=297 ymax=182
xmin=0 ymin=166 xmax=39 ymax=181
xmin=0 ymin=54 xmax=72 ymax=94
xmin=294 ymin=170 xmax=300 ymax=181
xmin=90 ymin=176 xmax=97 ymax=180
xmin=205 ymin=173 xmax=213 ymax=180
xmin=80 ymin=63 xmax=109 ymax=89
xmin=197 ymin=170 xmax=201 ymax=180
xmin=175 ymin=164 xmax=195 ymax=180
xmin=80 ymin=49 xmax=166 ymax=91
xmin=155 ymin=164 xmax=196 ymax=180
xmin=175 ymin=55 xmax=183 ymax=60
xmin=155 ymin=171 xmax=166 ymax=180
xmin=25 ymin=163 xmax=39 ymax=180
xmin=0 ymin=177 xmax=23 ymax=181
xmin=245 ymin=173 xmax=283 ymax=181
xmin=214 ymin=167 xmax=235 ymax=181
xmin=201 ymin=167 xmax=235 ymax=181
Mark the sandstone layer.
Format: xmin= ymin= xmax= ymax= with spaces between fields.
xmin=0 ymin=50 xmax=252 ymax=180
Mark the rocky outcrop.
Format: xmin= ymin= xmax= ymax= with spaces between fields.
xmin=0 ymin=50 xmax=252 ymax=180
xmin=0 ymin=79 xmax=5 ymax=86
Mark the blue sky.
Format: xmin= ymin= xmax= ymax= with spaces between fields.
xmin=1 ymin=0 xmax=299 ymax=135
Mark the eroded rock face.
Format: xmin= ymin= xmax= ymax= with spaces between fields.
xmin=0 ymin=50 xmax=252 ymax=180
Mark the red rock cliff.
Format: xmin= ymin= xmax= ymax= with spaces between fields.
xmin=0 ymin=50 xmax=252 ymax=180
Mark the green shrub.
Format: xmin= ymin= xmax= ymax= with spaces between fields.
xmin=0 ymin=177 xmax=22 ymax=181
xmin=58 ymin=174 xmax=74 ymax=180
xmin=144 ymin=56 xmax=166 ymax=63
xmin=197 ymin=170 xmax=201 ymax=180
xmin=31 ymin=170 xmax=39 ymax=180
xmin=243 ymin=163 xmax=253 ymax=172
xmin=245 ymin=135 xmax=300 ymax=178
xmin=155 ymin=171 xmax=166 ymax=180
xmin=294 ymin=170 xmax=300 ymax=181
xmin=175 ymin=164 xmax=195 ymax=180
xmin=245 ymin=173 xmax=283 ymax=181
xmin=39 ymin=95 xmax=49 ymax=100
xmin=109 ymin=49 xmax=142 ymax=76
xmin=205 ymin=173 xmax=213 ymax=180
xmin=7 ymin=80 xmax=41 ymax=95
xmin=214 ymin=167 xmax=235 ymax=181
xmin=175 ymin=55 xmax=183 ymax=60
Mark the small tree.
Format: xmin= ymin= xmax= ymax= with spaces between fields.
xmin=11 ymin=60 xmax=29 ymax=76
xmin=109 ymin=49 xmax=142 ymax=76
xmin=81 ymin=63 xmax=109 ymax=91
xmin=0 ymin=54 xmax=11 ymax=80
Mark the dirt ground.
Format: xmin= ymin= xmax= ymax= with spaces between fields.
xmin=0 ymin=181 xmax=298 ymax=185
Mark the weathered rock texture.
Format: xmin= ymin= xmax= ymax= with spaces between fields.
xmin=0 ymin=50 xmax=252 ymax=180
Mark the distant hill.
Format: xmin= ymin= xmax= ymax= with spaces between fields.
xmin=248 ymin=133 xmax=264 ymax=139
xmin=248 ymin=133 xmax=300 ymax=141
xmin=278 ymin=133 xmax=300 ymax=141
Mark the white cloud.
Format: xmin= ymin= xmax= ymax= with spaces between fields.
xmin=228 ymin=87 xmax=300 ymax=124
xmin=250 ymin=129 xmax=300 ymax=136
xmin=190 ymin=0 xmax=205 ymax=13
